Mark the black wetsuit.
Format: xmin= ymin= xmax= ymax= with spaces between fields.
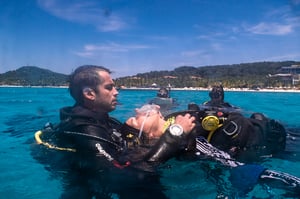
xmin=208 ymin=112 xmax=287 ymax=162
xmin=32 ymin=105 xmax=188 ymax=199
xmin=168 ymin=107 xmax=287 ymax=163
xmin=203 ymin=100 xmax=233 ymax=108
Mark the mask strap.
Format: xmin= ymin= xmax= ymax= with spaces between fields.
xmin=138 ymin=110 xmax=150 ymax=139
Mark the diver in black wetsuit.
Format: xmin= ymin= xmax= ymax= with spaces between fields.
xmin=149 ymin=87 xmax=175 ymax=116
xmin=32 ymin=65 xmax=195 ymax=199
xmin=157 ymin=87 xmax=170 ymax=98
xmin=187 ymin=103 xmax=287 ymax=162
xmin=203 ymin=85 xmax=232 ymax=107
xmin=120 ymin=104 xmax=299 ymax=197
xmin=201 ymin=85 xmax=240 ymax=113
xmin=120 ymin=103 xmax=287 ymax=164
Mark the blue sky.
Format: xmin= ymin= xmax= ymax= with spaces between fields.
xmin=0 ymin=0 xmax=300 ymax=78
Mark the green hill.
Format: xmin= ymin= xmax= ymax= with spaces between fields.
xmin=0 ymin=61 xmax=299 ymax=88
xmin=0 ymin=66 xmax=68 ymax=86
xmin=115 ymin=61 xmax=300 ymax=88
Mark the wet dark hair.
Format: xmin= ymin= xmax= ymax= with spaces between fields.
xmin=209 ymin=85 xmax=224 ymax=100
xmin=68 ymin=65 xmax=111 ymax=105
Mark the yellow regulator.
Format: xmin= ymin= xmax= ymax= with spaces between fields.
xmin=202 ymin=115 xmax=220 ymax=131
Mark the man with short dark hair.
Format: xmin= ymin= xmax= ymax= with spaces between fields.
xmin=33 ymin=65 xmax=195 ymax=199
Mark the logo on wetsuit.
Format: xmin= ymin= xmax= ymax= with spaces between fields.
xmin=95 ymin=143 xmax=114 ymax=161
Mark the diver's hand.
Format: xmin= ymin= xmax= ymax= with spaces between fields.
xmin=175 ymin=113 xmax=196 ymax=134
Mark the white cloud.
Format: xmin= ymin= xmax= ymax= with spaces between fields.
xmin=246 ymin=22 xmax=293 ymax=35
xmin=246 ymin=4 xmax=300 ymax=36
xmin=37 ymin=0 xmax=127 ymax=32
xmin=74 ymin=42 xmax=151 ymax=57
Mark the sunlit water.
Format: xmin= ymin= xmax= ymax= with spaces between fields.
xmin=0 ymin=87 xmax=299 ymax=199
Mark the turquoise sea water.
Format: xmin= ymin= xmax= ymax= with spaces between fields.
xmin=0 ymin=87 xmax=300 ymax=199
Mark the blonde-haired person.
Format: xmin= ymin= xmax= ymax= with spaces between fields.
xmin=121 ymin=103 xmax=287 ymax=163
xmin=120 ymin=104 xmax=300 ymax=197
xmin=119 ymin=104 xmax=196 ymax=169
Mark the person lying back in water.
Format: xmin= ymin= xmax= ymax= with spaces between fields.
xmin=119 ymin=104 xmax=195 ymax=170
xmin=120 ymin=104 xmax=299 ymax=196
xmin=121 ymin=104 xmax=286 ymax=163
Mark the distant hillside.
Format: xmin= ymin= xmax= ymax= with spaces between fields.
xmin=0 ymin=61 xmax=299 ymax=88
xmin=115 ymin=61 xmax=300 ymax=88
xmin=0 ymin=66 xmax=68 ymax=86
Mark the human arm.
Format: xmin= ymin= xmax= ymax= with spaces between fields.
xmin=145 ymin=113 xmax=195 ymax=162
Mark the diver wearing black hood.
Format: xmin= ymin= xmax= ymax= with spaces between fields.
xmin=203 ymin=85 xmax=234 ymax=108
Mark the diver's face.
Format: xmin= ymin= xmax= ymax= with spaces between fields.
xmin=127 ymin=105 xmax=166 ymax=138
xmin=94 ymin=71 xmax=119 ymax=112
xmin=137 ymin=110 xmax=164 ymax=136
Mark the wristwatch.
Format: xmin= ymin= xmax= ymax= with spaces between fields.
xmin=169 ymin=124 xmax=183 ymax=136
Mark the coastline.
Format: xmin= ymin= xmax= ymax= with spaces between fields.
xmin=1 ymin=85 xmax=300 ymax=93
xmin=0 ymin=85 xmax=68 ymax=88
xmin=120 ymin=87 xmax=300 ymax=93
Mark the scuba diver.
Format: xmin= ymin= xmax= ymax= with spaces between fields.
xmin=191 ymin=84 xmax=286 ymax=162
xmin=149 ymin=87 xmax=177 ymax=116
xmin=156 ymin=87 xmax=170 ymax=98
xmin=119 ymin=104 xmax=299 ymax=197
xmin=201 ymin=85 xmax=240 ymax=113
xmin=188 ymin=103 xmax=286 ymax=162
xmin=203 ymin=85 xmax=232 ymax=107
xmin=32 ymin=65 xmax=195 ymax=199
xmin=121 ymin=104 xmax=287 ymax=162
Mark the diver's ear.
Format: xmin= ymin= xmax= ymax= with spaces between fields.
xmin=82 ymin=87 xmax=96 ymax=100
